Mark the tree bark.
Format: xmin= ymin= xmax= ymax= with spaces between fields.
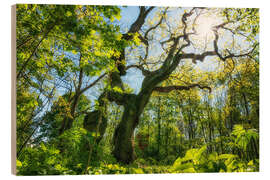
xmin=112 ymin=96 xmax=138 ymax=163
xmin=112 ymin=91 xmax=152 ymax=163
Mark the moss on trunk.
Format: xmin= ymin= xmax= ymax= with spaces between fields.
xmin=112 ymin=93 xmax=152 ymax=164
xmin=112 ymin=101 xmax=138 ymax=163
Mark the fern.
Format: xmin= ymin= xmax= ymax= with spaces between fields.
xmin=231 ymin=124 xmax=259 ymax=152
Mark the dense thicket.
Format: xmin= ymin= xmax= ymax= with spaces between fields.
xmin=16 ymin=5 xmax=259 ymax=175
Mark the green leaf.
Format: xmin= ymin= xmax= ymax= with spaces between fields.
xmin=174 ymin=162 xmax=193 ymax=171
xmin=182 ymin=167 xmax=196 ymax=173
xmin=218 ymin=154 xmax=237 ymax=160
xmin=16 ymin=160 xmax=22 ymax=167
xmin=132 ymin=168 xmax=144 ymax=174
xmin=91 ymin=132 xmax=100 ymax=137
xmin=66 ymin=11 xmax=72 ymax=17
xmin=184 ymin=148 xmax=198 ymax=161
xmin=55 ymin=164 xmax=62 ymax=171
xmin=40 ymin=143 xmax=47 ymax=151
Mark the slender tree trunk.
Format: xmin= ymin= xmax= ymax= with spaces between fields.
xmin=242 ymin=92 xmax=251 ymax=125
xmin=188 ymin=109 xmax=194 ymax=140
xmin=229 ymin=89 xmax=235 ymax=132
xmin=201 ymin=122 xmax=207 ymax=144
xmin=147 ymin=114 xmax=150 ymax=152
xmin=165 ymin=122 xmax=169 ymax=157
xmin=208 ymin=122 xmax=212 ymax=153
xmin=157 ymin=97 xmax=161 ymax=159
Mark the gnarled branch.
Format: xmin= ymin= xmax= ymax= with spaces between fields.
xmin=126 ymin=64 xmax=152 ymax=76
xmin=113 ymin=6 xmax=155 ymax=76
xmin=106 ymin=91 xmax=132 ymax=105
xmin=123 ymin=6 xmax=155 ymax=41
xmin=153 ymin=84 xmax=211 ymax=93
xmin=144 ymin=8 xmax=167 ymax=40
xmin=179 ymin=51 xmax=217 ymax=63
xmin=212 ymin=24 xmax=258 ymax=62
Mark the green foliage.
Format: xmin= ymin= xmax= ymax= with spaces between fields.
xmin=17 ymin=143 xmax=73 ymax=175
xmin=223 ymin=8 xmax=259 ymax=41
xmin=172 ymin=145 xmax=258 ymax=173
xmin=16 ymin=87 xmax=41 ymax=149
xmin=58 ymin=127 xmax=87 ymax=151
xmin=16 ymin=4 xmax=123 ymax=78
xmin=231 ymin=125 xmax=259 ymax=151
xmin=86 ymin=163 xmax=170 ymax=174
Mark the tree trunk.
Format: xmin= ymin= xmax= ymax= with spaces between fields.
xmin=112 ymin=95 xmax=138 ymax=163
xmin=112 ymin=91 xmax=152 ymax=163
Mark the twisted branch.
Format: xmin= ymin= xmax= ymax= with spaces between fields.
xmin=153 ymin=84 xmax=211 ymax=93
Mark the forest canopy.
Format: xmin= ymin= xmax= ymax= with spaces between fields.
xmin=15 ymin=4 xmax=259 ymax=175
